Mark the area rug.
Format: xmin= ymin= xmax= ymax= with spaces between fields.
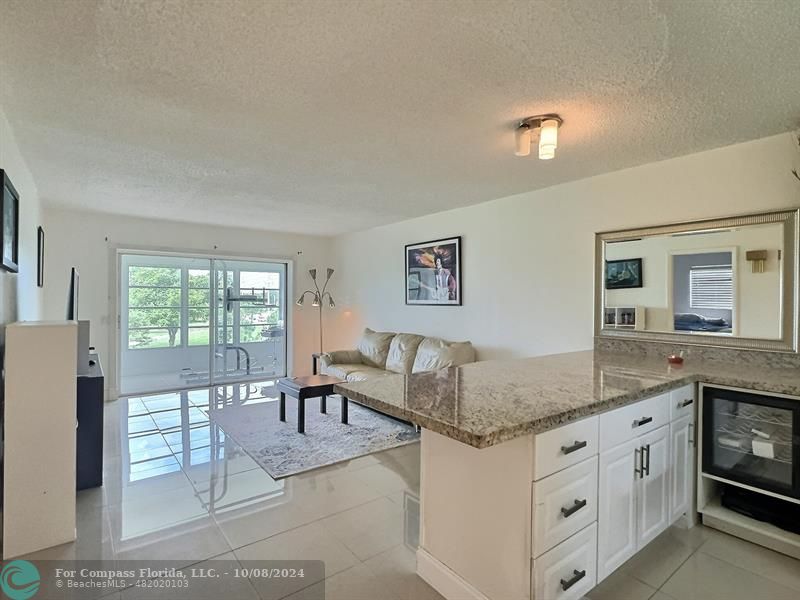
xmin=207 ymin=396 xmax=419 ymax=479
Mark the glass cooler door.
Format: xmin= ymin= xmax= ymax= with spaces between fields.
xmin=703 ymin=387 xmax=798 ymax=499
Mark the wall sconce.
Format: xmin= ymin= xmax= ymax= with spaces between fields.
xmin=746 ymin=250 xmax=768 ymax=273
xmin=514 ymin=114 xmax=563 ymax=160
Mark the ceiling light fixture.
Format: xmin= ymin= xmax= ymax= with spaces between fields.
xmin=513 ymin=114 xmax=563 ymax=160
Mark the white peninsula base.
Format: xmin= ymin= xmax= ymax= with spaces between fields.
xmin=417 ymin=384 xmax=698 ymax=600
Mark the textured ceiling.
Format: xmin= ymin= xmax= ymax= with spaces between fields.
xmin=1 ymin=0 xmax=799 ymax=235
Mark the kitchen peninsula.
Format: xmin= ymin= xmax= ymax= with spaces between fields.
xmin=335 ymin=349 xmax=800 ymax=600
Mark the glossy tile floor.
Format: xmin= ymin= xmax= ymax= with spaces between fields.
xmin=22 ymin=381 xmax=436 ymax=600
xmin=587 ymin=524 xmax=800 ymax=600
xmin=20 ymin=380 xmax=800 ymax=599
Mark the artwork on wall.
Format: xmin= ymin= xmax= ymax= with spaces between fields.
xmin=605 ymin=258 xmax=643 ymax=289
xmin=406 ymin=236 xmax=461 ymax=305
xmin=37 ymin=226 xmax=45 ymax=287
xmin=1 ymin=169 xmax=20 ymax=273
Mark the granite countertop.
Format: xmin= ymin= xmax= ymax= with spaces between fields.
xmin=334 ymin=350 xmax=800 ymax=449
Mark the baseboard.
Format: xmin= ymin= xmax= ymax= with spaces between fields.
xmin=416 ymin=548 xmax=491 ymax=600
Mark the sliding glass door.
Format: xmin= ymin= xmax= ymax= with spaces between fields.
xmin=212 ymin=259 xmax=287 ymax=385
xmin=119 ymin=252 xmax=287 ymax=396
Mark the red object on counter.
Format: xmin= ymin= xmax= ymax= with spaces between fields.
xmin=667 ymin=354 xmax=684 ymax=365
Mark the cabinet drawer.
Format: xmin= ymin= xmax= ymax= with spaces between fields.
xmin=534 ymin=416 xmax=598 ymax=481
xmin=599 ymin=393 xmax=669 ymax=451
xmin=532 ymin=523 xmax=597 ymax=600
xmin=532 ymin=456 xmax=598 ymax=557
xmin=669 ymin=384 xmax=696 ymax=422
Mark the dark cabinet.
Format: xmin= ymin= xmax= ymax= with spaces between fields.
xmin=77 ymin=353 xmax=104 ymax=490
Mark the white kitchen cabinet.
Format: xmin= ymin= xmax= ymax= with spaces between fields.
xmin=533 ymin=456 xmax=598 ymax=557
xmin=670 ymin=414 xmax=694 ymax=523
xmin=598 ymin=424 xmax=671 ymax=581
xmin=637 ymin=425 xmax=670 ymax=546
xmin=419 ymin=386 xmax=700 ymax=600
xmin=597 ymin=439 xmax=638 ymax=579
xmin=532 ymin=523 xmax=597 ymax=600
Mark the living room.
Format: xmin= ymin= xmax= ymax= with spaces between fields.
xmin=1 ymin=2 xmax=800 ymax=600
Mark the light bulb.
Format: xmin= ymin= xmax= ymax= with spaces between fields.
xmin=311 ymin=293 xmax=320 ymax=307
xmin=328 ymin=296 xmax=336 ymax=308
xmin=538 ymin=119 xmax=559 ymax=160
xmin=514 ymin=125 xmax=531 ymax=157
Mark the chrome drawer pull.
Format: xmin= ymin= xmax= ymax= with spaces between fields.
xmin=560 ymin=569 xmax=586 ymax=591
xmin=632 ymin=416 xmax=653 ymax=428
xmin=561 ymin=498 xmax=587 ymax=518
xmin=643 ymin=443 xmax=651 ymax=476
xmin=561 ymin=440 xmax=588 ymax=455
xmin=679 ymin=398 xmax=694 ymax=408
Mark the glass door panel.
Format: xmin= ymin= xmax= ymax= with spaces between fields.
xmin=703 ymin=387 xmax=797 ymax=498
xmin=120 ymin=254 xmax=213 ymax=395
xmin=211 ymin=258 xmax=287 ymax=385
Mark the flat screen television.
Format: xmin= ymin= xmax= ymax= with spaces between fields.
xmin=67 ymin=267 xmax=79 ymax=320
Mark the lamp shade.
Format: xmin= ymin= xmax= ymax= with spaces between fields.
xmin=538 ymin=119 xmax=559 ymax=160
xmin=296 ymin=296 xmax=304 ymax=306
xmin=514 ymin=126 xmax=531 ymax=157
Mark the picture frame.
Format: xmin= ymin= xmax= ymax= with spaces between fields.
xmin=1 ymin=169 xmax=20 ymax=273
xmin=405 ymin=236 xmax=462 ymax=305
xmin=37 ymin=225 xmax=45 ymax=287
xmin=605 ymin=258 xmax=643 ymax=289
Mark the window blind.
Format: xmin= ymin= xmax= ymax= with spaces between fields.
xmin=689 ymin=265 xmax=733 ymax=310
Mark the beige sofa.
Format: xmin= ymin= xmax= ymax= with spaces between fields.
xmin=320 ymin=328 xmax=476 ymax=382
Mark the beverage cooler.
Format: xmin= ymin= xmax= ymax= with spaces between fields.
xmin=703 ymin=386 xmax=800 ymax=500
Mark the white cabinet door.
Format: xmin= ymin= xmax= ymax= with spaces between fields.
xmin=597 ymin=439 xmax=638 ymax=581
xmin=669 ymin=414 xmax=693 ymax=523
xmin=637 ymin=426 xmax=670 ymax=548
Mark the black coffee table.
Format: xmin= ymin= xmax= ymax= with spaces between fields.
xmin=276 ymin=375 xmax=347 ymax=433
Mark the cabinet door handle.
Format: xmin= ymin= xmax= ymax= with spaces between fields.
xmin=679 ymin=398 xmax=694 ymax=408
xmin=634 ymin=447 xmax=643 ymax=478
xmin=643 ymin=443 xmax=651 ymax=476
xmin=561 ymin=440 xmax=588 ymax=455
xmin=560 ymin=569 xmax=586 ymax=591
xmin=633 ymin=416 xmax=653 ymax=428
xmin=561 ymin=498 xmax=588 ymax=518
xmin=688 ymin=423 xmax=694 ymax=446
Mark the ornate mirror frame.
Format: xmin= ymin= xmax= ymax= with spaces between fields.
xmin=595 ymin=208 xmax=800 ymax=353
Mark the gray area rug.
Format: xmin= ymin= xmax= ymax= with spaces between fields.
xmin=208 ymin=397 xmax=419 ymax=479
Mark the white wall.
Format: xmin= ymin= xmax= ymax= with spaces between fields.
xmin=0 ymin=106 xmax=43 ymax=350
xmin=332 ymin=133 xmax=800 ymax=360
xmin=42 ymin=207 xmax=339 ymax=395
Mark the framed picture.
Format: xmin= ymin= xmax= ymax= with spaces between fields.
xmin=405 ymin=236 xmax=461 ymax=305
xmin=1 ymin=169 xmax=20 ymax=273
xmin=605 ymin=258 xmax=643 ymax=289
xmin=37 ymin=226 xmax=45 ymax=287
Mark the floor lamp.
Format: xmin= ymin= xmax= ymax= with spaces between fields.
xmin=296 ymin=268 xmax=335 ymax=353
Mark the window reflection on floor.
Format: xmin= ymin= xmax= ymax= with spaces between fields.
xmin=123 ymin=381 xmax=276 ymax=477
xmin=116 ymin=380 xmax=284 ymax=541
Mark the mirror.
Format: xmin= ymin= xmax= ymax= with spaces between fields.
xmin=595 ymin=209 xmax=799 ymax=352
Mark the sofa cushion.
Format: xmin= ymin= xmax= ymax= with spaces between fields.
xmin=357 ymin=328 xmax=396 ymax=368
xmin=322 ymin=363 xmax=365 ymax=380
xmin=385 ymin=333 xmax=425 ymax=374
xmin=345 ymin=366 xmax=393 ymax=382
xmin=412 ymin=337 xmax=476 ymax=374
